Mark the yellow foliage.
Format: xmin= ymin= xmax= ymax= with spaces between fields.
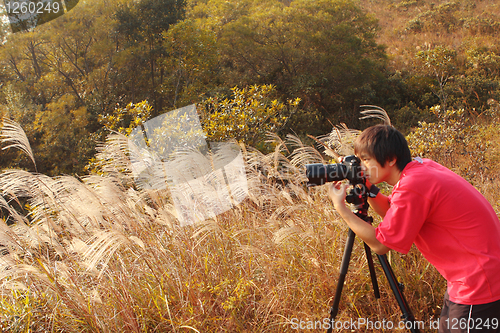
xmin=199 ymin=84 xmax=300 ymax=147
xmin=406 ymin=105 xmax=465 ymax=159
xmin=406 ymin=103 xmax=500 ymax=180
xmin=98 ymin=101 xmax=152 ymax=136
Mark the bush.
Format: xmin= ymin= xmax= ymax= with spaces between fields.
xmin=199 ymin=85 xmax=300 ymax=149
xmin=406 ymin=103 xmax=500 ymax=182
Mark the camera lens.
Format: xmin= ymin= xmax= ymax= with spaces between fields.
xmin=305 ymin=163 xmax=348 ymax=186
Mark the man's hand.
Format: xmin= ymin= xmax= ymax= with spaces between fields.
xmin=327 ymin=181 xmax=390 ymax=255
xmin=327 ymin=181 xmax=349 ymax=210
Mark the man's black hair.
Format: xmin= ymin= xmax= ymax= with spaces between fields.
xmin=354 ymin=125 xmax=412 ymax=171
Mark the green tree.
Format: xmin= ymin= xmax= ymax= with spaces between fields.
xmin=32 ymin=94 xmax=93 ymax=174
xmin=454 ymin=48 xmax=500 ymax=113
xmin=190 ymin=0 xmax=388 ymax=134
xmin=415 ymin=45 xmax=457 ymax=112
xmin=0 ymin=0 xmax=127 ymax=174
xmin=115 ymin=0 xmax=187 ymax=114
xmin=160 ymin=19 xmax=219 ymax=108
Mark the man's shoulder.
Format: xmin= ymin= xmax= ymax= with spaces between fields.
xmin=401 ymin=158 xmax=436 ymax=180
xmin=403 ymin=158 xmax=452 ymax=178
xmin=395 ymin=158 xmax=451 ymax=194
xmin=397 ymin=157 xmax=474 ymax=198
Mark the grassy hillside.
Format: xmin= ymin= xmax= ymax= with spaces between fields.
xmin=359 ymin=0 xmax=500 ymax=70
xmin=1 ymin=1 xmax=500 ymax=331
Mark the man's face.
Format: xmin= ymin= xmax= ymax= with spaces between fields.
xmin=358 ymin=152 xmax=390 ymax=185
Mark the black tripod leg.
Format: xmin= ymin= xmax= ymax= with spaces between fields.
xmin=327 ymin=229 xmax=356 ymax=333
xmin=377 ymin=254 xmax=421 ymax=333
xmin=363 ymin=243 xmax=380 ymax=299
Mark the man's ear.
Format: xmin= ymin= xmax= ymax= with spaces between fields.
xmin=387 ymin=157 xmax=397 ymax=167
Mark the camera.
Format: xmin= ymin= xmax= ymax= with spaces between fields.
xmin=305 ymin=155 xmax=364 ymax=186
xmin=306 ymin=155 xmax=369 ymax=211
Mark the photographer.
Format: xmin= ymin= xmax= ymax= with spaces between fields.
xmin=328 ymin=124 xmax=500 ymax=333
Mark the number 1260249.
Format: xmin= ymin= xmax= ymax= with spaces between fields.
xmin=444 ymin=317 xmax=499 ymax=330
xmin=4 ymin=1 xmax=61 ymax=14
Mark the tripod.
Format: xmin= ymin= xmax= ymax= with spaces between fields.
xmin=326 ymin=186 xmax=420 ymax=333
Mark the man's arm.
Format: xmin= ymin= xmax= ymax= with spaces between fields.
xmin=367 ymin=192 xmax=390 ymax=218
xmin=365 ymin=180 xmax=390 ymax=218
xmin=328 ymin=183 xmax=390 ymax=255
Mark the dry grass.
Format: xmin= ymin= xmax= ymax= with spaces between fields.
xmin=358 ymin=0 xmax=500 ymax=71
xmin=0 ymin=120 xmax=448 ymax=332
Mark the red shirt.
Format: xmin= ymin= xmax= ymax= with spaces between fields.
xmin=375 ymin=158 xmax=500 ymax=305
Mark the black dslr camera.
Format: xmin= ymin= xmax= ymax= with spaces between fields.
xmin=305 ymin=155 xmax=364 ymax=186
xmin=305 ymin=155 xmax=366 ymax=206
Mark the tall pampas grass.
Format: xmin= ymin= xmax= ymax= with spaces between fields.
xmin=0 ymin=118 xmax=37 ymax=171
xmin=0 ymin=117 xmax=445 ymax=332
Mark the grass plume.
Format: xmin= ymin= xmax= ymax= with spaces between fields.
xmin=1 ymin=118 xmax=37 ymax=172
xmin=0 ymin=120 xmax=449 ymax=332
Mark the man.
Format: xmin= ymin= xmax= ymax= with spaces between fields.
xmin=328 ymin=124 xmax=500 ymax=333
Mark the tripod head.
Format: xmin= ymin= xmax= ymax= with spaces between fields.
xmin=345 ymin=182 xmax=373 ymax=224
